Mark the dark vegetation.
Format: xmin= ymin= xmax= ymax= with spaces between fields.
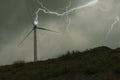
xmin=1 ymin=46 xmax=120 ymax=80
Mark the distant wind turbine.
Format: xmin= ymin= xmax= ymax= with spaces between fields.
xmin=18 ymin=11 xmax=59 ymax=62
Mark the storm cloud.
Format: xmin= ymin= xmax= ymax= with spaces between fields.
xmin=0 ymin=0 xmax=120 ymax=65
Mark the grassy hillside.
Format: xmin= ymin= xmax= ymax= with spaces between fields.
xmin=0 ymin=46 xmax=120 ymax=80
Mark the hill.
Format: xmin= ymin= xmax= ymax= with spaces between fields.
xmin=0 ymin=46 xmax=120 ymax=80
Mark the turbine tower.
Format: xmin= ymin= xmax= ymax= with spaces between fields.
xmin=19 ymin=22 xmax=58 ymax=62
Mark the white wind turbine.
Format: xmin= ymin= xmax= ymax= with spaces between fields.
xmin=19 ymin=11 xmax=58 ymax=62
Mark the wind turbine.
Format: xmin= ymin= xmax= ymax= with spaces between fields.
xmin=19 ymin=17 xmax=58 ymax=62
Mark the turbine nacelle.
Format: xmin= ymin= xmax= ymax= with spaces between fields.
xmin=34 ymin=20 xmax=38 ymax=26
xmin=33 ymin=23 xmax=37 ymax=29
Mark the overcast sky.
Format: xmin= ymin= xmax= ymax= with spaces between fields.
xmin=0 ymin=0 xmax=120 ymax=65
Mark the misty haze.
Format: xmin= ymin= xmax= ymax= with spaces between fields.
xmin=0 ymin=0 xmax=120 ymax=71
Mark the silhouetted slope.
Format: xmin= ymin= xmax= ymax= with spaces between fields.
xmin=0 ymin=46 xmax=120 ymax=80
xmin=90 ymin=46 xmax=112 ymax=51
xmin=114 ymin=48 xmax=120 ymax=52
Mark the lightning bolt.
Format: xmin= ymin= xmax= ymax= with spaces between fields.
xmin=104 ymin=16 xmax=119 ymax=41
xmin=36 ymin=0 xmax=97 ymax=16
xmin=65 ymin=0 xmax=72 ymax=32
xmin=34 ymin=8 xmax=40 ymax=25
xmin=34 ymin=0 xmax=98 ymax=30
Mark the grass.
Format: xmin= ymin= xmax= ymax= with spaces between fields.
xmin=0 ymin=46 xmax=120 ymax=80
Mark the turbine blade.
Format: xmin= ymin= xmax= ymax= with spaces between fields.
xmin=37 ymin=27 xmax=59 ymax=33
xmin=18 ymin=28 xmax=34 ymax=46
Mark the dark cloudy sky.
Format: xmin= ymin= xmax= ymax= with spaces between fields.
xmin=0 ymin=0 xmax=120 ymax=65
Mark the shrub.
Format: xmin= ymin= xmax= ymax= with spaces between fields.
xmin=13 ymin=60 xmax=25 ymax=67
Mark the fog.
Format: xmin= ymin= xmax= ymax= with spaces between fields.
xmin=0 ymin=0 xmax=120 ymax=65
